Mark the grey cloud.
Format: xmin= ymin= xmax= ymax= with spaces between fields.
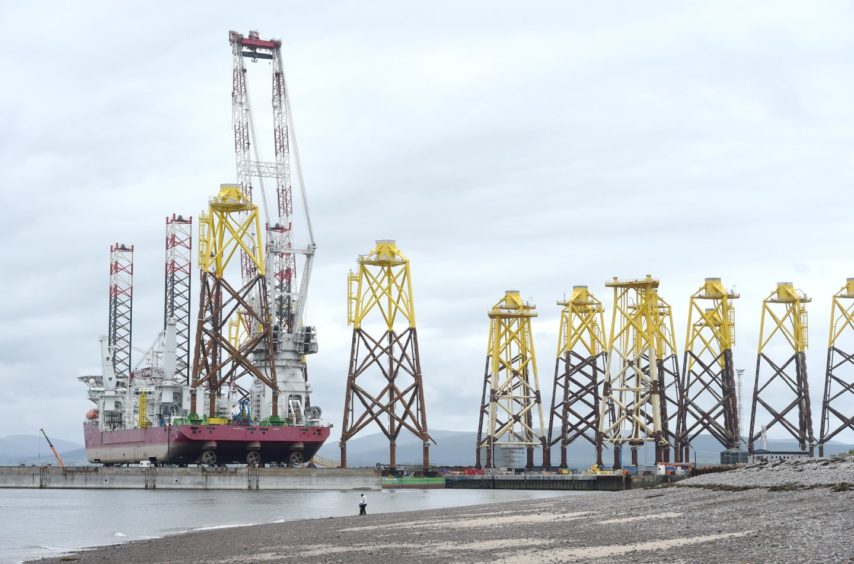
xmin=1 ymin=1 xmax=852 ymax=447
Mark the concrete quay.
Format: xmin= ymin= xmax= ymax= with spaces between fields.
xmin=445 ymin=473 xmax=628 ymax=491
xmin=0 ymin=466 xmax=380 ymax=490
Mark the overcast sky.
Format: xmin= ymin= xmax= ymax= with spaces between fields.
xmin=1 ymin=1 xmax=853 ymax=447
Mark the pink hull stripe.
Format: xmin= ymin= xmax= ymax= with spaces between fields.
xmin=84 ymin=423 xmax=330 ymax=464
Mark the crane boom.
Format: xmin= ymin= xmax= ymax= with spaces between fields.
xmin=39 ymin=428 xmax=65 ymax=468
xmin=226 ymin=30 xmax=318 ymax=423
xmin=228 ymin=29 xmax=315 ymax=335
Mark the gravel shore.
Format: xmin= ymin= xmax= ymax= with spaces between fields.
xmin=681 ymin=455 xmax=854 ymax=489
xmin=37 ymin=458 xmax=853 ymax=563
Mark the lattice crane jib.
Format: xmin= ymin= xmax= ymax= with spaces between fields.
xmin=108 ymin=244 xmax=134 ymax=384
xmin=819 ymin=279 xmax=854 ymax=456
xmin=227 ymin=31 xmax=317 ymax=423
xmin=476 ymin=291 xmax=547 ymax=469
xmin=546 ymin=286 xmax=608 ymax=468
xmin=228 ymin=30 xmax=311 ymax=338
xmin=677 ymin=278 xmax=740 ymax=462
xmin=165 ymin=215 xmax=193 ymax=385
xmin=340 ymin=240 xmax=431 ymax=469
xmin=748 ymin=282 xmax=814 ymax=455
xmin=191 ymin=185 xmax=279 ymax=419
xmin=598 ymin=276 xmax=670 ymax=468
xmin=267 ymin=46 xmax=297 ymax=333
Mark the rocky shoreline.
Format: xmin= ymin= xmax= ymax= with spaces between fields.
xmin=36 ymin=457 xmax=853 ymax=563
xmin=681 ymin=455 xmax=853 ymax=490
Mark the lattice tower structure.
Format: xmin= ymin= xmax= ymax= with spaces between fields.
xmin=108 ymin=243 xmax=134 ymax=384
xmin=229 ymin=30 xmax=309 ymax=331
xmin=546 ymin=286 xmax=607 ymax=469
xmin=653 ymin=293 xmax=681 ymax=462
xmin=340 ymin=240 xmax=432 ymax=469
xmin=190 ymin=185 xmax=279 ymax=419
xmin=676 ymin=278 xmax=740 ymax=462
xmin=818 ymin=279 xmax=854 ymax=456
xmin=748 ymin=282 xmax=814 ymax=455
xmin=476 ymin=291 xmax=547 ymax=469
xmin=598 ymin=276 xmax=672 ymax=468
xmin=164 ymin=215 xmax=192 ymax=384
xmin=613 ymin=284 xmax=680 ymax=461
xmin=228 ymin=31 xmax=318 ymax=419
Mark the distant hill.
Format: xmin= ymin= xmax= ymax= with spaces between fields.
xmin=0 ymin=435 xmax=89 ymax=466
xmin=317 ymin=430 xmax=854 ymax=468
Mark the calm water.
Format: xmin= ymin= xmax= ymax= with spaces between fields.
xmin=0 ymin=488 xmax=580 ymax=562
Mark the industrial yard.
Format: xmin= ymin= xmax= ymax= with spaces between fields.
xmin=62 ymin=26 xmax=852 ymax=473
xmin=3 ymin=3 xmax=854 ymax=563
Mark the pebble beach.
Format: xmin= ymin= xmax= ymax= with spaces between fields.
xmin=36 ymin=456 xmax=854 ymax=563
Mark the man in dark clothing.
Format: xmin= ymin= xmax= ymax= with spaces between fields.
xmin=358 ymin=494 xmax=367 ymax=515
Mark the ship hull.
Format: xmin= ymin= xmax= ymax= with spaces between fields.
xmin=84 ymin=423 xmax=330 ymax=466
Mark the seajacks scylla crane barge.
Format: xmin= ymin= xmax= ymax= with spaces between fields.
xmin=80 ymin=30 xmax=328 ymax=466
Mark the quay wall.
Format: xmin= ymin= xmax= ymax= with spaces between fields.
xmin=445 ymin=473 xmax=628 ymax=491
xmin=0 ymin=466 xmax=380 ymax=490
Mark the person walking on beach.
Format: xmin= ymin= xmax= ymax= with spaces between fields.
xmin=358 ymin=494 xmax=367 ymax=516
